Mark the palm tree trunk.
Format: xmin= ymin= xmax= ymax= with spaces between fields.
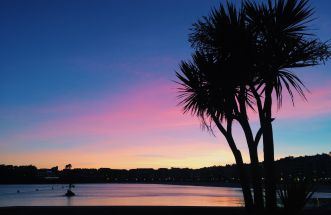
xmin=225 ymin=134 xmax=254 ymax=211
xmin=239 ymin=117 xmax=264 ymax=210
xmin=248 ymin=145 xmax=264 ymax=210
xmin=213 ymin=117 xmax=254 ymax=211
xmin=251 ymin=84 xmax=277 ymax=211
xmin=233 ymin=148 xmax=254 ymax=211
xmin=262 ymin=119 xmax=277 ymax=210
xmin=237 ymin=89 xmax=264 ymax=210
xmin=262 ymin=89 xmax=277 ymax=211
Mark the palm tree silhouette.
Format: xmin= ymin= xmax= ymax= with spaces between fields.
xmin=177 ymin=3 xmax=261 ymax=210
xmin=177 ymin=51 xmax=255 ymax=210
xmin=245 ymin=0 xmax=330 ymax=210
xmin=176 ymin=0 xmax=330 ymax=212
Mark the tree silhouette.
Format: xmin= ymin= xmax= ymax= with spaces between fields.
xmin=176 ymin=0 xmax=330 ymax=212
xmin=65 ymin=164 xmax=72 ymax=170
xmin=245 ymin=0 xmax=330 ymax=210
xmin=177 ymin=52 xmax=255 ymax=209
xmin=177 ymin=3 xmax=260 ymax=211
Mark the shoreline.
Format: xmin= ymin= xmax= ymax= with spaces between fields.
xmin=1 ymin=182 xmax=331 ymax=192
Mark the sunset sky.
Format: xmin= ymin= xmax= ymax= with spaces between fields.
xmin=1 ymin=0 xmax=331 ymax=169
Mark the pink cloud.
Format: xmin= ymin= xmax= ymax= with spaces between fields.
xmin=243 ymin=81 xmax=331 ymax=121
xmin=273 ymin=83 xmax=331 ymax=119
xmin=2 ymin=78 xmax=330 ymax=168
xmin=4 ymin=79 xmax=331 ymax=146
xmin=1 ymin=80 xmax=199 ymax=146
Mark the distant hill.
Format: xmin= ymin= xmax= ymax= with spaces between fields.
xmin=0 ymin=153 xmax=330 ymax=184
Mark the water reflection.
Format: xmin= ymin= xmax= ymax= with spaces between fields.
xmin=0 ymin=184 xmax=329 ymax=207
xmin=0 ymin=184 xmax=244 ymax=206
xmin=66 ymin=195 xmax=73 ymax=206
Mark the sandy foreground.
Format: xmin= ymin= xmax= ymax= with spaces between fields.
xmin=0 ymin=206 xmax=330 ymax=215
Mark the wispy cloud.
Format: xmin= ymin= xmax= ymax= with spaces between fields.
xmin=1 ymin=79 xmax=331 ymax=168
xmin=273 ymin=83 xmax=331 ymax=119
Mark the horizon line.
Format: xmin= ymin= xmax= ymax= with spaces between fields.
xmin=2 ymin=151 xmax=329 ymax=171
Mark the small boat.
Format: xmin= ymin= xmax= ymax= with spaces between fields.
xmin=65 ymin=189 xmax=75 ymax=197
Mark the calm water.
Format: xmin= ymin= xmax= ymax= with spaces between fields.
xmin=0 ymin=184 xmax=330 ymax=207
xmin=0 ymin=184 xmax=244 ymax=206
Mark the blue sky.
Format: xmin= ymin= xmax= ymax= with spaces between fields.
xmin=0 ymin=0 xmax=331 ymax=168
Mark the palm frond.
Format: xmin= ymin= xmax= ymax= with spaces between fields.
xmin=176 ymin=51 xmax=248 ymax=131
xmin=246 ymin=0 xmax=330 ymax=108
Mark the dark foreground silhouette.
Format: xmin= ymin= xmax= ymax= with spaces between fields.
xmin=0 ymin=206 xmax=330 ymax=215
xmin=1 ymin=153 xmax=330 ymax=185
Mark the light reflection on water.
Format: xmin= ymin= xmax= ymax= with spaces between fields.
xmin=0 ymin=184 xmax=329 ymax=207
xmin=0 ymin=184 xmax=244 ymax=206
